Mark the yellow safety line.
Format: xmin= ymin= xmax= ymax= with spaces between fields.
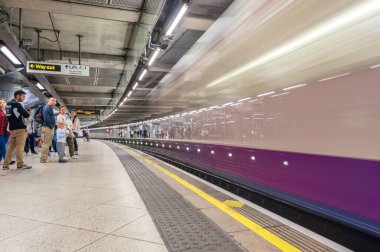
xmin=223 ymin=200 xmax=245 ymax=208
xmin=125 ymin=146 xmax=301 ymax=252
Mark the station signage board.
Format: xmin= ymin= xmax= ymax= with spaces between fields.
xmin=27 ymin=61 xmax=90 ymax=77
xmin=76 ymin=109 xmax=97 ymax=115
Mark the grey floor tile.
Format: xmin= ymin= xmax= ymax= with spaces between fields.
xmin=53 ymin=204 xmax=147 ymax=233
xmin=60 ymin=189 xmax=130 ymax=204
xmin=0 ymin=224 xmax=103 ymax=252
xmin=112 ymin=214 xmax=164 ymax=244
xmin=10 ymin=198 xmax=98 ymax=222
xmin=0 ymin=215 xmax=44 ymax=240
xmin=78 ymin=234 xmax=168 ymax=252
xmin=105 ymin=191 xmax=146 ymax=209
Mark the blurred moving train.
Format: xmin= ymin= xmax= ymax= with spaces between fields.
xmin=91 ymin=0 xmax=380 ymax=239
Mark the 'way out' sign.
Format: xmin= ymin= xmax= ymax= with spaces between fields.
xmin=27 ymin=61 xmax=90 ymax=77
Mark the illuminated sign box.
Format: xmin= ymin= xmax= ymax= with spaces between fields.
xmin=27 ymin=61 xmax=89 ymax=77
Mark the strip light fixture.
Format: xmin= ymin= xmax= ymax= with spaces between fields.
xmin=148 ymin=50 xmax=160 ymax=66
xmin=283 ymin=83 xmax=306 ymax=91
xmin=133 ymin=82 xmax=139 ymax=90
xmin=0 ymin=45 xmax=22 ymax=65
xmin=318 ymin=73 xmax=350 ymax=82
xmin=127 ymin=91 xmax=132 ymax=97
xmin=36 ymin=83 xmax=45 ymax=90
xmin=370 ymin=64 xmax=380 ymax=69
xmin=257 ymin=91 xmax=275 ymax=97
xmin=238 ymin=97 xmax=251 ymax=102
xmin=138 ymin=69 xmax=147 ymax=81
xmin=165 ymin=2 xmax=189 ymax=35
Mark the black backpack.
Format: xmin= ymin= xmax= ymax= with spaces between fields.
xmin=34 ymin=105 xmax=45 ymax=124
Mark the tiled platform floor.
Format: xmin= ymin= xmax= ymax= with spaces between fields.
xmin=0 ymin=140 xmax=167 ymax=252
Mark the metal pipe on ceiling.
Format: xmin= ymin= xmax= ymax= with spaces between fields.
xmin=77 ymin=34 xmax=83 ymax=65
xmin=18 ymin=8 xmax=22 ymax=41
xmin=36 ymin=29 xmax=41 ymax=61
xmin=48 ymin=13 xmax=62 ymax=60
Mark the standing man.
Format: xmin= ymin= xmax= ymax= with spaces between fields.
xmin=71 ymin=110 xmax=80 ymax=156
xmin=3 ymin=90 xmax=32 ymax=170
xmin=40 ymin=97 xmax=56 ymax=163
xmin=24 ymin=109 xmax=37 ymax=155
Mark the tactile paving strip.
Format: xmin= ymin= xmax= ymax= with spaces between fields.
xmin=107 ymin=143 xmax=245 ymax=252
xmin=141 ymin=149 xmax=337 ymax=252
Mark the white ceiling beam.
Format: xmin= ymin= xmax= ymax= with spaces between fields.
xmin=0 ymin=0 xmax=155 ymax=22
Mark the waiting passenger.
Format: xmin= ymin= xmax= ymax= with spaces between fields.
xmin=24 ymin=109 xmax=37 ymax=155
xmin=71 ymin=110 xmax=80 ymax=156
xmin=3 ymin=90 xmax=32 ymax=170
xmin=0 ymin=98 xmax=13 ymax=165
xmin=40 ymin=97 xmax=56 ymax=163
xmin=57 ymin=106 xmax=77 ymax=159
xmin=56 ymin=120 xmax=69 ymax=163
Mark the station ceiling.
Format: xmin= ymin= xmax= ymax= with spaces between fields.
xmin=0 ymin=0 xmax=233 ymax=126
xmin=1 ymin=0 xmax=378 ymax=127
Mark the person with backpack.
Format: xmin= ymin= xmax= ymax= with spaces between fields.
xmin=2 ymin=90 xmax=32 ymax=170
xmin=40 ymin=97 xmax=56 ymax=163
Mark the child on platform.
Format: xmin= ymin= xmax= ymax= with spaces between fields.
xmin=56 ymin=120 xmax=68 ymax=163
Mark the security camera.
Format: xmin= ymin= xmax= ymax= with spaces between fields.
xmin=20 ymin=39 xmax=33 ymax=46
xmin=20 ymin=39 xmax=33 ymax=49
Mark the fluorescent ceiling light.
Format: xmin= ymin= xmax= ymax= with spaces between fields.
xmin=148 ymin=50 xmax=160 ymax=66
xmin=271 ymin=92 xmax=290 ymax=97
xmin=318 ymin=73 xmax=350 ymax=82
xmin=370 ymin=64 xmax=380 ymax=69
xmin=249 ymin=99 xmax=259 ymax=103
xmin=238 ymin=97 xmax=251 ymax=102
xmin=132 ymin=82 xmax=139 ymax=90
xmin=283 ymin=84 xmax=307 ymax=91
xmin=207 ymin=0 xmax=380 ymax=88
xmin=0 ymin=45 xmax=22 ymax=65
xmin=127 ymin=91 xmax=132 ymax=97
xmin=138 ymin=69 xmax=147 ymax=81
xmin=223 ymin=102 xmax=233 ymax=106
xmin=257 ymin=91 xmax=275 ymax=97
xmin=165 ymin=3 xmax=189 ymax=35
xmin=230 ymin=102 xmax=242 ymax=106
xmin=123 ymin=97 xmax=128 ymax=102
xmin=36 ymin=83 xmax=45 ymax=90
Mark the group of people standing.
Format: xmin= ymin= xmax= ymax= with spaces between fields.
xmin=0 ymin=90 xmax=81 ymax=169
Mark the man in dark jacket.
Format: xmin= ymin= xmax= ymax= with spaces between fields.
xmin=3 ymin=90 xmax=32 ymax=170
xmin=40 ymin=97 xmax=56 ymax=163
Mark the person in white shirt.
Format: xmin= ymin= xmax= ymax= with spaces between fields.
xmin=24 ymin=109 xmax=37 ymax=155
xmin=56 ymin=120 xmax=68 ymax=163
xmin=57 ymin=106 xmax=78 ymax=159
